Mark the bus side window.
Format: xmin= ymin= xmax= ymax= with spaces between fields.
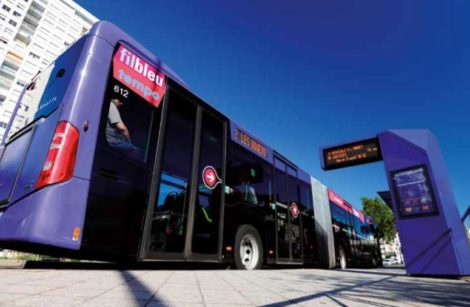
xmin=225 ymin=144 xmax=272 ymax=206
xmin=354 ymin=217 xmax=363 ymax=240
xmin=300 ymin=182 xmax=313 ymax=213
xmin=275 ymin=164 xmax=287 ymax=203
xmin=104 ymin=95 xmax=154 ymax=162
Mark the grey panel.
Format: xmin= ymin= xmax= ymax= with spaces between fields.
xmin=311 ymin=177 xmax=335 ymax=268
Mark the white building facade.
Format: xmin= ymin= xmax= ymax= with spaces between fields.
xmin=0 ymin=0 xmax=97 ymax=140
xmin=380 ymin=233 xmax=404 ymax=264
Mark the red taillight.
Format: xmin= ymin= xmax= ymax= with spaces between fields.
xmin=36 ymin=121 xmax=79 ymax=190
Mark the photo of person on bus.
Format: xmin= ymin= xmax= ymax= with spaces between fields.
xmin=106 ymin=98 xmax=143 ymax=160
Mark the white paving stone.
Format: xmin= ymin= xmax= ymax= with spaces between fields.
xmin=0 ymin=266 xmax=467 ymax=306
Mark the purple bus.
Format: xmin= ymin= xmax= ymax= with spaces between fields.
xmin=0 ymin=21 xmax=379 ymax=269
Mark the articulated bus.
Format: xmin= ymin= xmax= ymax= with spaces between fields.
xmin=328 ymin=190 xmax=382 ymax=269
xmin=0 ymin=21 xmax=380 ymax=269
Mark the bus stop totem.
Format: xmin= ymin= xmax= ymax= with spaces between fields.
xmin=321 ymin=129 xmax=470 ymax=277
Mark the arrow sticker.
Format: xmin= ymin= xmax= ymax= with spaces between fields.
xmin=202 ymin=166 xmax=222 ymax=190
xmin=290 ymin=202 xmax=300 ymax=219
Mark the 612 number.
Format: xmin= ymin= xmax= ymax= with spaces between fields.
xmin=113 ymin=85 xmax=129 ymax=98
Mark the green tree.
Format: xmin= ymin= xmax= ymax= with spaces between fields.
xmin=361 ymin=196 xmax=396 ymax=243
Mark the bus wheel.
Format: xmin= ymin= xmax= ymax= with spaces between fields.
xmin=234 ymin=225 xmax=263 ymax=270
xmin=339 ymin=247 xmax=347 ymax=270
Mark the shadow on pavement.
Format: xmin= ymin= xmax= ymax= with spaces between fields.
xmin=119 ymin=271 xmax=167 ymax=306
xmin=261 ymin=270 xmax=470 ymax=307
xmin=334 ymin=267 xmax=407 ymax=278
xmin=261 ymin=275 xmax=396 ymax=307
xmin=23 ymin=260 xmax=227 ymax=271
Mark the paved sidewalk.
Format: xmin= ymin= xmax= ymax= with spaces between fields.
xmin=0 ymin=266 xmax=468 ymax=306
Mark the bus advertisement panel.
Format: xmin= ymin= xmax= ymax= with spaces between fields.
xmin=113 ymin=45 xmax=166 ymax=107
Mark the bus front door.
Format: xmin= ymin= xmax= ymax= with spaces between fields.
xmin=142 ymin=84 xmax=226 ymax=261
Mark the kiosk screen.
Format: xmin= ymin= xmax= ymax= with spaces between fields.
xmin=392 ymin=166 xmax=438 ymax=217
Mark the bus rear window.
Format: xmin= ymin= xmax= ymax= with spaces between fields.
xmin=5 ymin=38 xmax=85 ymax=142
xmin=6 ymin=63 xmax=57 ymax=140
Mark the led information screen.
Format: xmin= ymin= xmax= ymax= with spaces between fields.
xmin=230 ymin=122 xmax=273 ymax=162
xmin=391 ymin=166 xmax=438 ymax=217
xmin=322 ymin=138 xmax=382 ymax=170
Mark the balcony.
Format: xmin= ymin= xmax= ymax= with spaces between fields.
xmin=23 ymin=13 xmax=41 ymax=27
xmin=13 ymin=40 xmax=28 ymax=52
xmin=36 ymin=0 xmax=49 ymax=6
xmin=4 ymin=51 xmax=23 ymax=67
xmin=28 ymin=3 xmax=45 ymax=20
xmin=0 ymin=66 xmax=17 ymax=78
xmin=14 ymin=33 xmax=31 ymax=45
xmin=0 ymin=66 xmax=16 ymax=78
xmin=0 ymin=76 xmax=13 ymax=91
xmin=14 ymin=28 xmax=34 ymax=45
xmin=3 ymin=57 xmax=21 ymax=70
xmin=19 ymin=20 xmax=37 ymax=33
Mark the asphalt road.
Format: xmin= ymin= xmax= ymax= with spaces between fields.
xmin=0 ymin=264 xmax=468 ymax=306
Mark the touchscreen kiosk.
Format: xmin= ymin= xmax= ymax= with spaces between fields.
xmin=391 ymin=165 xmax=438 ymax=217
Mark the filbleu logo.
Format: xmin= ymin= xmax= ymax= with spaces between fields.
xmin=113 ymin=45 xmax=167 ymax=107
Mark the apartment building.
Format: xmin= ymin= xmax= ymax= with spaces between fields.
xmin=381 ymin=233 xmax=404 ymax=264
xmin=0 ymin=0 xmax=97 ymax=140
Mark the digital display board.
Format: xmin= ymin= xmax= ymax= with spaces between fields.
xmin=322 ymin=138 xmax=382 ymax=170
xmin=391 ymin=165 xmax=438 ymax=218
xmin=230 ymin=122 xmax=273 ymax=162
xmin=234 ymin=128 xmax=268 ymax=158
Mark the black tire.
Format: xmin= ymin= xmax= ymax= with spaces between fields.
xmin=234 ymin=225 xmax=263 ymax=270
xmin=338 ymin=246 xmax=347 ymax=270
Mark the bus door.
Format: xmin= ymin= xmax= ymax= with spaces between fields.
xmin=287 ymin=166 xmax=302 ymax=262
xmin=142 ymin=84 xmax=226 ymax=261
xmin=274 ymin=158 xmax=289 ymax=261
xmin=274 ymin=157 xmax=302 ymax=263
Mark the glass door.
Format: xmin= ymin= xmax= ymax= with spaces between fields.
xmin=142 ymin=85 xmax=226 ymax=260
xmin=147 ymin=90 xmax=197 ymax=256
xmin=274 ymin=158 xmax=290 ymax=260
xmin=190 ymin=111 xmax=225 ymax=257
xmin=287 ymin=166 xmax=302 ymax=262
xmin=274 ymin=157 xmax=303 ymax=263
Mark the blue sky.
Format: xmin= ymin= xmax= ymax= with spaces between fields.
xmin=76 ymin=0 xmax=470 ymax=213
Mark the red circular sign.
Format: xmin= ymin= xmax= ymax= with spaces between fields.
xmin=290 ymin=202 xmax=300 ymax=219
xmin=202 ymin=166 xmax=221 ymax=189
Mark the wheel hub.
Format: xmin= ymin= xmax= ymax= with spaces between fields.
xmin=240 ymin=234 xmax=259 ymax=270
